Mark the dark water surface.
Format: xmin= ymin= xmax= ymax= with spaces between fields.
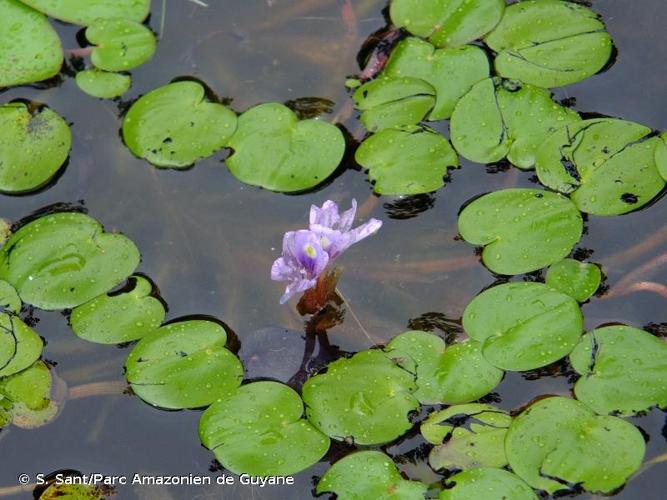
xmin=0 ymin=0 xmax=665 ymax=498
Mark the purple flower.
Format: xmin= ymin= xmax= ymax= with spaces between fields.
xmin=271 ymin=230 xmax=329 ymax=304
xmin=271 ymin=199 xmax=382 ymax=304
xmin=309 ymin=199 xmax=383 ymax=261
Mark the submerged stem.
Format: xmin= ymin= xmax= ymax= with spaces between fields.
xmin=68 ymin=380 xmax=127 ymax=400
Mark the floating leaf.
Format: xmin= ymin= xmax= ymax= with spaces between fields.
xmin=75 ymin=69 xmax=131 ymax=98
xmin=302 ymin=350 xmax=419 ymax=445
xmin=199 ymin=381 xmax=329 ymax=476
xmin=317 ymin=451 xmax=428 ymax=499
xmin=125 ymin=319 xmax=243 ymax=409
xmin=450 ymin=77 xmax=580 ymax=169
xmin=0 ymin=360 xmax=59 ymax=428
xmin=440 ymin=468 xmax=537 ymax=500
xmin=485 ymin=0 xmax=613 ymax=88
xmin=422 ymin=404 xmax=511 ymax=471
xmin=0 ymin=102 xmax=71 ymax=193
xmin=535 ymin=119 xmax=666 ymax=215
xmin=0 ymin=212 xmax=140 ymax=310
xmin=386 ymin=331 xmax=502 ymax=404
xmin=87 ymin=17 xmax=156 ymax=72
xmin=356 ymin=126 xmax=459 ymax=195
xmin=20 ymin=0 xmax=150 ymax=25
xmin=122 ymin=81 xmax=237 ymax=168
xmin=0 ymin=313 xmax=42 ymax=377
xmin=39 ymin=483 xmax=108 ymax=500
xmin=458 ymin=188 xmax=583 ymax=275
xmin=390 ymin=0 xmax=504 ymax=48
xmin=0 ymin=280 xmax=21 ymax=313
xmin=70 ymin=275 xmax=165 ymax=344
xmin=463 ymin=282 xmax=583 ymax=371
xmin=0 ymin=0 xmax=63 ymax=87
xmin=569 ymin=326 xmax=667 ymax=416
xmin=353 ymin=76 xmax=436 ymax=132
xmin=545 ymin=259 xmax=601 ymax=302
xmin=382 ymin=37 xmax=489 ymax=120
xmin=226 ymin=102 xmax=345 ymax=192
xmin=505 ymin=396 xmax=645 ymax=494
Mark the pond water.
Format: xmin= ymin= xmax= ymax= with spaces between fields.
xmin=0 ymin=0 xmax=665 ymax=498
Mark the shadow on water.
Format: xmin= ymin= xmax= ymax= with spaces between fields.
xmin=0 ymin=0 xmax=665 ymax=499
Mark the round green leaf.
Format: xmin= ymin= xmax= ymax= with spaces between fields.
xmin=505 ymin=396 xmax=645 ymax=494
xmin=570 ymin=326 xmax=667 ymax=416
xmin=463 ymin=282 xmax=583 ymax=371
xmin=123 ymin=81 xmax=237 ymax=168
xmin=451 ymin=77 xmax=580 ymax=169
xmin=458 ymin=188 xmax=583 ymax=275
xmin=70 ymin=275 xmax=165 ymax=344
xmin=440 ymin=468 xmax=537 ymax=500
xmin=535 ymin=119 xmax=666 ymax=215
xmin=0 ymin=102 xmax=71 ymax=193
xmin=386 ymin=331 xmax=502 ymax=404
xmin=0 ymin=0 xmax=63 ymax=87
xmin=125 ymin=319 xmax=243 ymax=409
xmin=75 ymin=69 xmax=131 ymax=98
xmin=87 ymin=17 xmax=156 ymax=72
xmin=0 ymin=313 xmax=42 ymax=378
xmin=421 ymin=404 xmax=511 ymax=471
xmin=390 ymin=0 xmax=504 ymax=48
xmin=545 ymin=259 xmax=601 ymax=302
xmin=20 ymin=0 xmax=150 ymax=25
xmin=485 ymin=0 xmax=613 ymax=88
xmin=0 ymin=360 xmax=50 ymax=410
xmin=303 ymin=350 xmax=419 ymax=445
xmin=382 ymin=37 xmax=489 ymax=120
xmin=0 ymin=280 xmax=21 ymax=313
xmin=199 ymin=381 xmax=329 ymax=476
xmin=317 ymin=451 xmax=428 ymax=499
xmin=356 ymin=126 xmax=459 ymax=195
xmin=226 ymin=102 xmax=344 ymax=192
xmin=353 ymin=76 xmax=436 ymax=132
xmin=0 ymin=212 xmax=140 ymax=310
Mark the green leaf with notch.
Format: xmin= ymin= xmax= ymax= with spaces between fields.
xmin=545 ymin=259 xmax=601 ymax=302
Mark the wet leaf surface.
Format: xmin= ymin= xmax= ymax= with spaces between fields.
xmin=440 ymin=467 xmax=537 ymax=500
xmin=0 ymin=313 xmax=42 ymax=377
xmin=87 ymin=17 xmax=156 ymax=72
xmin=545 ymin=259 xmax=601 ymax=302
xmin=20 ymin=0 xmax=150 ymax=26
xmin=75 ymin=69 xmax=131 ymax=99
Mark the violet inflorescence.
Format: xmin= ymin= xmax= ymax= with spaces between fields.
xmin=271 ymin=199 xmax=382 ymax=304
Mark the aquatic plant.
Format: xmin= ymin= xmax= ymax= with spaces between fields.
xmin=271 ymin=199 xmax=381 ymax=304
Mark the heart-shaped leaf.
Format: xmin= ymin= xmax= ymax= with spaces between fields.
xmin=382 ymin=37 xmax=489 ymax=120
xmin=199 ymin=381 xmax=329 ymax=476
xmin=87 ymin=17 xmax=156 ymax=72
xmin=317 ymin=451 xmax=428 ymax=499
xmin=390 ymin=0 xmax=505 ymax=48
xmin=458 ymin=188 xmax=583 ymax=275
xmin=505 ymin=396 xmax=645 ymax=494
xmin=535 ymin=118 xmax=666 ymax=215
xmin=386 ymin=330 xmax=503 ymax=404
xmin=485 ymin=0 xmax=613 ymax=88
xmin=125 ymin=319 xmax=243 ymax=409
xmin=302 ymin=349 xmax=419 ymax=445
xmin=450 ymin=77 xmax=580 ymax=169
xmin=226 ymin=102 xmax=345 ymax=192
xmin=0 ymin=0 xmax=63 ymax=87
xmin=0 ymin=212 xmax=140 ymax=310
xmin=70 ymin=275 xmax=165 ymax=344
xmin=545 ymin=259 xmax=601 ymax=302
xmin=0 ymin=313 xmax=42 ymax=377
xmin=0 ymin=102 xmax=71 ymax=193
xmin=76 ymin=69 xmax=131 ymax=98
xmin=421 ymin=404 xmax=511 ymax=471
xmin=19 ymin=0 xmax=150 ymax=25
xmin=440 ymin=468 xmax=537 ymax=500
xmin=123 ymin=81 xmax=237 ymax=168
xmin=0 ymin=360 xmax=59 ymax=429
xmin=569 ymin=325 xmax=667 ymax=416
xmin=356 ymin=126 xmax=459 ymax=195
xmin=353 ymin=76 xmax=436 ymax=132
xmin=463 ymin=282 xmax=583 ymax=371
